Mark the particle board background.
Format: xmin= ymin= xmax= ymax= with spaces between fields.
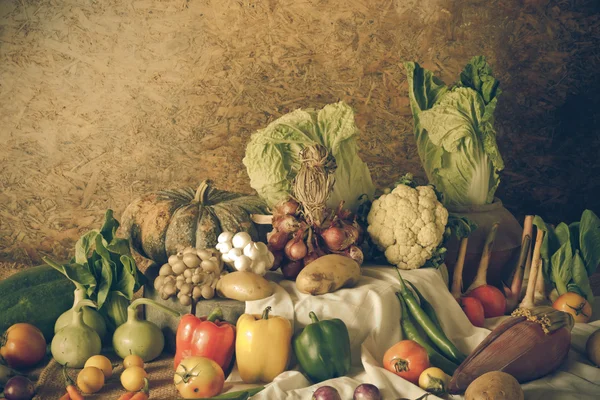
xmin=0 ymin=0 xmax=599 ymax=266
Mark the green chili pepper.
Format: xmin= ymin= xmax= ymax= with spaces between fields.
xmin=407 ymin=280 xmax=444 ymax=332
xmin=396 ymin=269 xmax=466 ymax=364
xmin=397 ymin=292 xmax=458 ymax=375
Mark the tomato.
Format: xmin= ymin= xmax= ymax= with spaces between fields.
xmin=553 ymin=292 xmax=592 ymax=323
xmin=174 ymin=356 xmax=224 ymax=398
xmin=123 ymin=354 xmax=145 ymax=369
xmin=418 ymin=367 xmax=450 ymax=395
xmin=85 ymin=355 xmax=113 ymax=379
xmin=383 ymin=340 xmax=430 ymax=384
xmin=120 ymin=366 xmax=148 ymax=392
xmin=77 ymin=366 xmax=105 ymax=394
xmin=0 ymin=323 xmax=47 ymax=368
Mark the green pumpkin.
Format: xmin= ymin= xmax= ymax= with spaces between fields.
xmin=120 ymin=180 xmax=269 ymax=264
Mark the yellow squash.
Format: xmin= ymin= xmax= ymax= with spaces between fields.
xmin=235 ymin=306 xmax=292 ymax=383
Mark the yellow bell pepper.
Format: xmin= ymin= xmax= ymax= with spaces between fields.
xmin=235 ymin=306 xmax=292 ymax=383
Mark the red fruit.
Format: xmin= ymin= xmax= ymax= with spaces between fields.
xmin=458 ymin=297 xmax=485 ymax=327
xmin=467 ymin=285 xmax=507 ymax=318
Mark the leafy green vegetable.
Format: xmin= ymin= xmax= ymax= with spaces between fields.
xmin=43 ymin=210 xmax=144 ymax=330
xmin=533 ymin=210 xmax=600 ymax=303
xmin=243 ymin=101 xmax=375 ymax=212
xmin=405 ymin=56 xmax=504 ymax=206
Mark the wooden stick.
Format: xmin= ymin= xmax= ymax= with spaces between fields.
xmin=520 ymin=229 xmax=545 ymax=309
xmin=451 ymin=237 xmax=469 ymax=299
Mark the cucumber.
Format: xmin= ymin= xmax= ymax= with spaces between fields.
xmin=0 ymin=265 xmax=74 ymax=341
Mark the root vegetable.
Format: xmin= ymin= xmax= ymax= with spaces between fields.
xmin=285 ymin=230 xmax=308 ymax=261
xmin=268 ymin=230 xmax=290 ymax=251
xmin=466 ymin=223 xmax=506 ymax=318
xmin=281 ymin=260 xmax=304 ymax=280
xmin=216 ymin=271 xmax=273 ymax=301
xmin=275 ymin=199 xmax=300 ymax=216
xmin=464 ymin=371 xmax=523 ymax=400
xmin=451 ymin=238 xmax=485 ymax=327
xmin=296 ymin=254 xmax=361 ymax=295
xmin=274 ymin=214 xmax=300 ymax=233
xmin=504 ymin=216 xmax=533 ymax=313
xmin=586 ymin=329 xmax=600 ymax=367
xmin=321 ymin=226 xmax=349 ymax=251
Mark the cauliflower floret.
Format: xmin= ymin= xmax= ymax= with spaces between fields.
xmin=367 ymin=183 xmax=449 ymax=269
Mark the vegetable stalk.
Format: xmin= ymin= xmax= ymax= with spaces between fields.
xmin=520 ymin=228 xmax=545 ymax=309
xmin=504 ymin=215 xmax=533 ymax=312
xmin=451 ymin=237 xmax=469 ymax=299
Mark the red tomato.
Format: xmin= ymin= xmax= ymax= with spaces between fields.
xmin=1 ymin=323 xmax=47 ymax=368
xmin=383 ymin=340 xmax=430 ymax=384
xmin=553 ymin=292 xmax=592 ymax=323
xmin=174 ymin=356 xmax=224 ymax=398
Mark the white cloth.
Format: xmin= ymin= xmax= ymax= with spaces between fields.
xmin=224 ymin=266 xmax=600 ymax=399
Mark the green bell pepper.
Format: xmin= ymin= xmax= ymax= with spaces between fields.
xmin=292 ymin=311 xmax=351 ymax=383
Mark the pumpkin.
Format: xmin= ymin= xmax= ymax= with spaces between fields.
xmin=120 ymin=180 xmax=270 ymax=264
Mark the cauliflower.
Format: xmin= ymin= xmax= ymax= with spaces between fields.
xmin=367 ymin=184 xmax=448 ymax=269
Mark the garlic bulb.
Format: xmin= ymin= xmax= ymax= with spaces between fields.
xmin=216 ymin=231 xmax=274 ymax=276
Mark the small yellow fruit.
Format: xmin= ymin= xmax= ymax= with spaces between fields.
xmin=77 ymin=366 xmax=105 ymax=394
xmin=84 ymin=355 xmax=113 ymax=378
xmin=123 ymin=354 xmax=145 ymax=369
xmin=120 ymin=366 xmax=148 ymax=392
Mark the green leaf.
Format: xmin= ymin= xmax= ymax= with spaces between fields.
xmin=105 ymin=237 xmax=132 ymax=256
xmin=555 ymin=222 xmax=571 ymax=246
xmin=457 ymin=56 xmax=501 ymax=105
xmin=550 ymin=241 xmax=572 ymax=296
xmin=579 ymin=209 xmax=600 ymax=276
xmin=45 ymin=258 xmax=97 ymax=290
xmin=99 ymin=209 xmax=120 ymax=244
xmin=97 ymin=258 xmax=113 ymax=309
xmin=446 ymin=214 xmax=478 ymax=240
xmin=114 ymin=256 xmax=137 ymax=299
xmin=569 ymin=222 xmax=580 ymax=253
xmin=102 ymin=291 xmax=130 ymax=330
xmin=572 ymin=250 xmax=595 ymax=304
xmin=75 ymin=230 xmax=99 ymax=264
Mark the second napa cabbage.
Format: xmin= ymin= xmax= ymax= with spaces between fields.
xmin=405 ymin=56 xmax=504 ymax=206
xmin=243 ymin=101 xmax=375 ymax=212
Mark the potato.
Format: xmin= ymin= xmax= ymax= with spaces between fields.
xmin=216 ymin=271 xmax=274 ymax=301
xmin=296 ymin=254 xmax=361 ymax=295
xmin=465 ymin=371 xmax=524 ymax=400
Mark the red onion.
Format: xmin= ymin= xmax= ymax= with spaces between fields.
xmin=353 ymin=383 xmax=381 ymax=400
xmin=312 ymin=386 xmax=341 ymax=400
xmin=320 ymin=226 xmax=349 ymax=251
xmin=276 ymin=199 xmax=300 ymax=216
xmin=281 ymin=260 xmax=304 ymax=280
xmin=270 ymin=251 xmax=284 ymax=271
xmin=303 ymin=252 xmax=321 ymax=266
xmin=268 ymin=230 xmax=290 ymax=251
xmin=285 ymin=231 xmax=308 ymax=261
xmin=274 ymin=214 xmax=300 ymax=233
xmin=341 ymin=221 xmax=360 ymax=244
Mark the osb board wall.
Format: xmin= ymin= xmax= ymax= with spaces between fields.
xmin=0 ymin=0 xmax=599 ymax=265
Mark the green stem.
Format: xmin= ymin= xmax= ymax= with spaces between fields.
xmin=261 ymin=306 xmax=272 ymax=320
xmin=74 ymin=299 xmax=97 ymax=313
xmin=128 ymin=298 xmax=180 ymax=323
xmin=309 ymin=311 xmax=319 ymax=323
xmin=207 ymin=306 xmax=224 ymax=323
xmin=62 ymin=363 xmax=75 ymax=387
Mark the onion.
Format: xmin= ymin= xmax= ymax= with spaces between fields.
xmin=270 ymin=251 xmax=284 ymax=271
xmin=268 ymin=230 xmax=290 ymax=251
xmin=321 ymin=226 xmax=349 ymax=251
xmin=285 ymin=236 xmax=308 ymax=261
xmin=353 ymin=383 xmax=381 ymax=400
xmin=303 ymin=252 xmax=321 ymax=266
xmin=312 ymin=386 xmax=341 ymax=400
xmin=274 ymin=214 xmax=300 ymax=233
xmin=276 ymin=199 xmax=300 ymax=216
xmin=281 ymin=260 xmax=304 ymax=280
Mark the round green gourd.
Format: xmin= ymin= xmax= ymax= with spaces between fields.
xmin=119 ymin=180 xmax=269 ymax=265
xmin=112 ymin=298 xmax=180 ymax=362
xmin=51 ymin=300 xmax=101 ymax=368
xmin=54 ymin=288 xmax=107 ymax=341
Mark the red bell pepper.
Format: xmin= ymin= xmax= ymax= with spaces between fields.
xmin=174 ymin=306 xmax=236 ymax=373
